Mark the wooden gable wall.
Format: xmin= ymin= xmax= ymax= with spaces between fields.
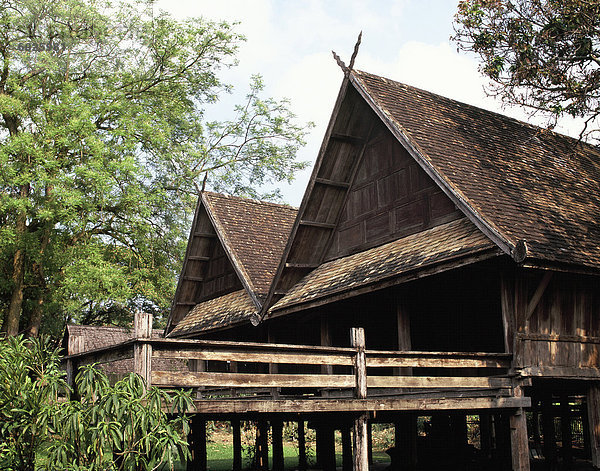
xmin=325 ymin=122 xmax=462 ymax=260
xmin=168 ymin=203 xmax=242 ymax=331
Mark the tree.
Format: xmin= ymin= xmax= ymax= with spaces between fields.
xmin=453 ymin=0 xmax=600 ymax=140
xmin=0 ymin=0 xmax=310 ymax=337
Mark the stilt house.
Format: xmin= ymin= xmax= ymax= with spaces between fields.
xmin=65 ymin=68 xmax=600 ymax=471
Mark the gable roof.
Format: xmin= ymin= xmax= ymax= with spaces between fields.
xmin=351 ymin=70 xmax=600 ymax=271
xmin=166 ymin=192 xmax=296 ymax=335
xmin=259 ymin=69 xmax=600 ymax=320
xmin=63 ymin=324 xmax=164 ymax=354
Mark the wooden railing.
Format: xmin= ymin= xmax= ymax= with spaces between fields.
xmin=63 ymin=316 xmax=516 ymax=401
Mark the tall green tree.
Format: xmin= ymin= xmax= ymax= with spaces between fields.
xmin=453 ymin=0 xmax=600 ymax=140
xmin=0 ymin=0 xmax=310 ymax=337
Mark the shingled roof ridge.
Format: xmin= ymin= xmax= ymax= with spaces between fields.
xmin=354 ymin=69 xmax=600 ymax=152
xmin=203 ymin=191 xmax=298 ymax=212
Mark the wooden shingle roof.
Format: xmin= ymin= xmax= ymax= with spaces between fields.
xmin=167 ymin=193 xmax=297 ymax=336
xmin=203 ymin=193 xmax=297 ymax=302
xmin=352 ymin=70 xmax=600 ymax=271
xmin=169 ymin=290 xmax=255 ymax=337
xmin=270 ymin=218 xmax=499 ymax=316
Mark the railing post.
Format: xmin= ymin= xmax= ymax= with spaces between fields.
xmin=66 ymin=335 xmax=84 ymax=397
xmin=134 ymin=311 xmax=152 ymax=391
xmin=351 ymin=327 xmax=368 ymax=471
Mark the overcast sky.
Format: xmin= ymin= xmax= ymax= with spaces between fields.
xmin=155 ymin=0 xmax=580 ymax=206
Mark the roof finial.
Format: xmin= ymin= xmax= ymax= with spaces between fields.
xmin=332 ymin=31 xmax=362 ymax=76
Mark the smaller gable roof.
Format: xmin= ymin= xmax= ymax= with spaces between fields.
xmin=268 ymin=218 xmax=499 ymax=317
xmin=167 ymin=192 xmax=297 ymax=335
xmin=63 ymin=324 xmax=164 ymax=354
xmin=203 ymin=193 xmax=297 ymax=303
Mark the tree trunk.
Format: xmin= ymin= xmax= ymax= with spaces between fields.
xmin=3 ymin=183 xmax=29 ymax=336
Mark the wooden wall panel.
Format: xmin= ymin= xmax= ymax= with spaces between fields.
xmin=325 ymin=125 xmax=462 ymax=260
xmin=514 ymin=271 xmax=600 ymax=372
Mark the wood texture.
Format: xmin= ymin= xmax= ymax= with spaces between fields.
xmin=510 ymin=409 xmax=531 ymax=471
xmin=588 ymin=383 xmax=600 ymax=468
xmin=351 ymin=328 xmax=367 ymax=399
xmin=133 ymin=311 xmax=152 ymax=390
xmin=354 ymin=413 xmax=369 ymax=471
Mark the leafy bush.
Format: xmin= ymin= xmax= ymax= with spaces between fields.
xmin=0 ymin=336 xmax=192 ymax=470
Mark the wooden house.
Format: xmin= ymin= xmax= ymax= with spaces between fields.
xmin=65 ymin=68 xmax=600 ymax=471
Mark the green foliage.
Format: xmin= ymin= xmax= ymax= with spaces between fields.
xmin=0 ymin=336 xmax=193 ymax=470
xmin=453 ymin=0 xmax=600 ymax=140
xmin=0 ymin=0 xmax=310 ymax=336
xmin=0 ymin=335 xmax=66 ymax=471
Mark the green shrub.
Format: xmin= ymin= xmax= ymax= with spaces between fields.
xmin=0 ymin=336 xmax=192 ymax=471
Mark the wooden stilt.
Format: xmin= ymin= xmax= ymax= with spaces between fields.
xmin=450 ymin=412 xmax=468 ymax=458
xmin=353 ymin=414 xmax=369 ymax=471
xmin=587 ymin=383 xmax=600 ymax=469
xmin=188 ymin=416 xmax=207 ymax=471
xmin=480 ymin=413 xmax=493 ymax=459
xmin=316 ymin=425 xmax=325 ymax=468
xmin=323 ymin=425 xmax=337 ymax=471
xmin=541 ymin=397 xmax=557 ymax=470
xmin=510 ymin=408 xmax=531 ymax=471
xmin=298 ymin=420 xmax=307 ymax=471
xmin=272 ymin=420 xmax=285 ymax=471
xmin=367 ymin=421 xmax=373 ymax=465
xmin=256 ymin=420 xmax=269 ymax=471
xmin=395 ymin=414 xmax=417 ymax=471
xmin=232 ymin=419 xmax=242 ymax=471
xmin=494 ymin=413 xmax=511 ymax=471
xmin=342 ymin=426 xmax=353 ymax=471
xmin=133 ymin=311 xmax=152 ymax=392
xmin=560 ymin=395 xmax=573 ymax=464
xmin=351 ymin=328 xmax=368 ymax=471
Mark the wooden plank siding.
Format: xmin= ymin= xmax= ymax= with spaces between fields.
xmin=510 ymin=270 xmax=600 ymax=375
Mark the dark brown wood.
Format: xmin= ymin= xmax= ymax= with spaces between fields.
xmin=394 ymin=415 xmax=417 ymax=471
xmin=560 ymin=396 xmax=573 ymax=464
xmin=479 ymin=413 xmax=492 ymax=459
xmin=500 ymin=273 xmax=515 ymax=355
xmin=188 ymin=416 xmax=207 ymax=471
xmin=321 ymin=317 xmax=334 ymax=379
xmin=510 ymin=409 xmax=531 ymax=471
xmin=256 ymin=420 xmax=269 ymax=471
xmin=367 ymin=421 xmax=373 ymax=465
xmin=232 ymin=419 xmax=242 ymax=471
xmin=587 ymin=383 xmax=600 ymax=468
xmin=525 ymin=272 xmax=553 ymax=321
xmin=272 ymin=420 xmax=285 ymax=471
xmin=342 ymin=426 xmax=353 ymax=471
xmin=298 ymin=420 xmax=307 ymax=471
xmin=541 ymin=396 xmax=558 ymax=470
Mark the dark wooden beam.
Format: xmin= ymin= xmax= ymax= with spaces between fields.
xmin=193 ymin=232 xmax=217 ymax=238
xmin=298 ymin=420 xmax=307 ymax=471
xmin=188 ymin=255 xmax=210 ymax=262
xmin=183 ymin=275 xmax=204 ymax=282
xmin=232 ymin=419 xmax=242 ymax=471
xmin=525 ymin=271 xmax=553 ymax=321
xmin=588 ymin=384 xmax=600 ymax=468
xmin=315 ymin=177 xmax=351 ymax=188
xmin=285 ymin=262 xmax=320 ymax=269
xmin=299 ymin=219 xmax=336 ymax=229
xmin=272 ymin=420 xmax=285 ymax=471
xmin=330 ymin=132 xmax=366 ymax=144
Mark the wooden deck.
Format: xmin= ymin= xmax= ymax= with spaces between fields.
xmin=63 ymin=315 xmax=530 ymax=415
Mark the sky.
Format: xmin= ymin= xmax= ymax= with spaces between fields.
xmin=154 ymin=0 xmax=580 ymax=206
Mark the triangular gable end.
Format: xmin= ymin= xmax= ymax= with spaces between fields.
xmin=261 ymin=72 xmax=507 ymax=319
xmin=166 ymin=195 xmax=248 ymax=334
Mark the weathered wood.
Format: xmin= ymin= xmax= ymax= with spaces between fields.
xmin=351 ymin=328 xmax=367 ymax=399
xmin=353 ymin=413 xmax=369 ymax=471
xmin=134 ymin=311 xmax=152 ymax=391
xmin=367 ymin=376 xmax=512 ymax=389
xmin=188 ymin=416 xmax=207 ymax=471
xmin=188 ymin=396 xmax=530 ymax=414
xmin=541 ymin=396 xmax=557 ymax=470
xmin=587 ymin=383 xmax=600 ymax=468
xmin=367 ymin=421 xmax=373 ymax=464
xmin=516 ymin=333 xmax=600 ymax=344
xmin=520 ymin=366 xmax=600 ymax=379
xmin=501 ymin=273 xmax=516 ymax=355
xmin=479 ymin=413 xmax=492 ymax=459
xmin=524 ymin=272 xmax=553 ymax=321
xmin=298 ymin=420 xmax=307 ymax=471
xmin=256 ymin=420 xmax=269 ymax=471
xmin=509 ymin=408 xmax=531 ymax=471
xmin=232 ymin=419 xmax=242 ymax=471
xmin=272 ymin=420 xmax=285 ymax=471
xmin=319 ymin=425 xmax=336 ymax=471
xmin=152 ymin=371 xmax=356 ymax=388
xmin=154 ymin=347 xmax=354 ymax=366
xmin=321 ymin=317 xmax=334 ymax=379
